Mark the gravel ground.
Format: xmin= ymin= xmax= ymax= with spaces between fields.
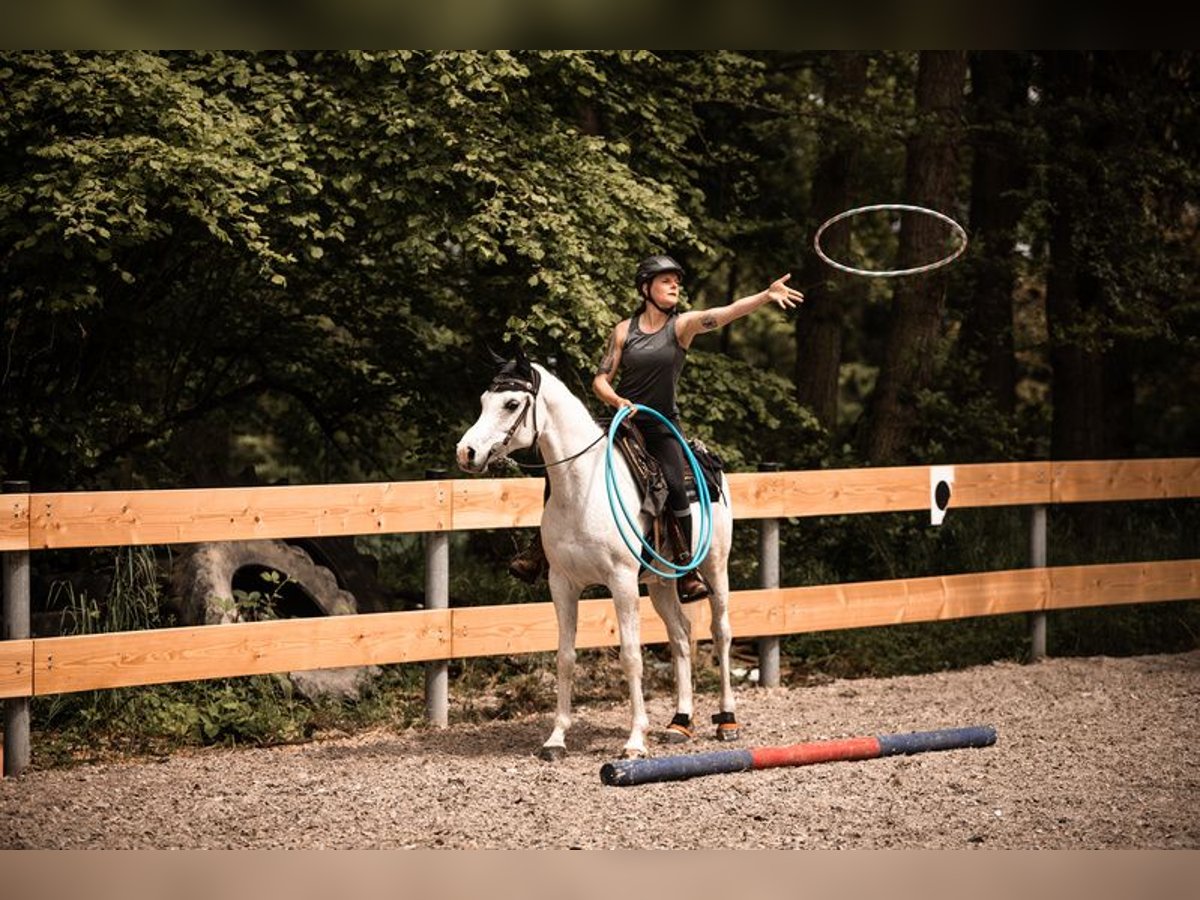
xmin=2 ymin=650 xmax=1198 ymax=849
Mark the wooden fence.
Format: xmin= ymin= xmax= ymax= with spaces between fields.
xmin=2 ymin=458 xmax=1198 ymax=775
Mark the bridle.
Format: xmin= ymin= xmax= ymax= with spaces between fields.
xmin=486 ymin=366 xmax=604 ymax=470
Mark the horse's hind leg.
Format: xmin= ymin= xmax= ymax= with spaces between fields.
xmin=703 ymin=561 xmax=740 ymax=741
xmin=540 ymin=570 xmax=581 ymax=761
xmin=648 ymin=580 xmax=695 ymax=743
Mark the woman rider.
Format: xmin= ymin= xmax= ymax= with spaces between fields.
xmin=510 ymin=254 xmax=803 ymax=601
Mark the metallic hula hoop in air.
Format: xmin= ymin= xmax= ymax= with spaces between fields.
xmin=813 ymin=203 xmax=968 ymax=278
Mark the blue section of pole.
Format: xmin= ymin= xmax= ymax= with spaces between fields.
xmin=600 ymin=749 xmax=754 ymax=786
xmin=877 ymin=726 xmax=997 ymax=757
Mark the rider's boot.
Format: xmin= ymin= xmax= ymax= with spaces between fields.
xmin=509 ymin=531 xmax=549 ymax=584
xmin=668 ymin=511 xmax=710 ymax=604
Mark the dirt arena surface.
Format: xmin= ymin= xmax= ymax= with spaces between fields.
xmin=2 ymin=651 xmax=1198 ymax=849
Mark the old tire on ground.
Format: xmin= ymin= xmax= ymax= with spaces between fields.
xmin=172 ymin=539 xmax=378 ymax=700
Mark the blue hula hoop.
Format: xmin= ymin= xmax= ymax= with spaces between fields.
xmin=605 ymin=405 xmax=713 ymax=579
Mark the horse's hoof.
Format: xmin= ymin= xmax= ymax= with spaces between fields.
xmin=715 ymin=724 xmax=741 ymax=742
xmin=538 ymin=745 xmax=567 ymax=762
xmin=712 ymin=712 xmax=739 ymax=742
xmin=622 ymin=747 xmax=648 ymax=760
xmin=660 ymin=720 xmax=694 ymax=744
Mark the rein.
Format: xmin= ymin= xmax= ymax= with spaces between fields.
xmin=487 ymin=367 xmax=605 ymax=470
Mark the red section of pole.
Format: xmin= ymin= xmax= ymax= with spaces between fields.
xmin=751 ymin=736 xmax=882 ymax=769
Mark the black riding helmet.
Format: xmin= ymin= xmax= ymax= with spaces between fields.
xmin=634 ymin=254 xmax=685 ymax=297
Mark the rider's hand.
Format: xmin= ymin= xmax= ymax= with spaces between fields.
xmin=766 ymin=273 xmax=804 ymax=309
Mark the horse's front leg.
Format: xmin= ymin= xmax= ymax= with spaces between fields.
xmin=648 ymin=580 xmax=694 ymax=743
xmin=611 ymin=578 xmax=650 ymax=758
xmin=539 ymin=569 xmax=581 ymax=761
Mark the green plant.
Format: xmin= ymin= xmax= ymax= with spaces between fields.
xmin=54 ymin=545 xmax=168 ymax=636
xmin=31 ymin=548 xmax=427 ymax=767
xmin=233 ymin=568 xmax=292 ymax=621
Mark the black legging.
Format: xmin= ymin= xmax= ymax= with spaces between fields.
xmin=637 ymin=420 xmax=690 ymax=514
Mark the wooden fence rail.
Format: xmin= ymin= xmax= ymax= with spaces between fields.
xmin=6 ymin=458 xmax=1196 ymax=551
xmin=0 ymin=559 xmax=1194 ymax=701
xmin=2 ymin=457 xmax=1198 ymax=775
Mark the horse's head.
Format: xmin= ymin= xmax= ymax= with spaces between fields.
xmin=456 ymin=345 xmax=542 ymax=474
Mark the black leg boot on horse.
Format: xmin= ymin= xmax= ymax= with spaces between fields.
xmin=668 ymin=509 xmax=710 ymax=603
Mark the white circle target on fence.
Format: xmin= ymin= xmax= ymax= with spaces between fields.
xmin=813 ymin=203 xmax=968 ymax=278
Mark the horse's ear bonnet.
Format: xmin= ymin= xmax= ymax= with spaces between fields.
xmin=488 ymin=343 xmax=538 ymax=394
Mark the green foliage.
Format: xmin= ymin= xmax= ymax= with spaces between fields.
xmin=0 ymin=51 xmax=746 ymax=489
xmin=209 ymin=567 xmax=293 ymax=622
xmin=4 ymin=51 xmax=1196 ymax=490
xmin=679 ymin=351 xmax=824 ymax=470
xmin=33 ymin=552 xmax=315 ymax=761
xmin=38 ymin=676 xmax=304 ymax=763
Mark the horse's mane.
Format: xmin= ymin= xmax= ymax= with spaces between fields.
xmin=531 ymin=363 xmax=605 ymax=436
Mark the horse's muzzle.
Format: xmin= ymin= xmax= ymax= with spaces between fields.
xmin=455 ymin=442 xmax=494 ymax=474
xmin=456 ymin=444 xmax=476 ymax=473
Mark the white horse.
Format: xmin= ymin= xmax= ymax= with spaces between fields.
xmin=456 ymin=346 xmax=738 ymax=759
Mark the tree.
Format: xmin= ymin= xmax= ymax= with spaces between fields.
xmin=0 ymin=52 xmax=325 ymax=488
xmin=793 ymin=51 xmax=870 ymax=432
xmin=862 ymin=51 xmax=969 ymax=464
xmin=0 ymin=52 xmax=780 ymax=490
xmin=1038 ymin=52 xmax=1200 ymax=461
xmin=956 ymin=51 xmax=1031 ymax=418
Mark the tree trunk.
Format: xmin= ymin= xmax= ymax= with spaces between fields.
xmin=1104 ymin=338 xmax=1137 ymax=458
xmin=863 ymin=51 xmax=968 ymax=464
xmin=958 ymin=51 xmax=1030 ymax=416
xmin=1047 ymin=257 xmax=1108 ymax=461
xmin=1044 ymin=52 xmax=1136 ymax=462
xmin=794 ymin=52 xmax=869 ymax=432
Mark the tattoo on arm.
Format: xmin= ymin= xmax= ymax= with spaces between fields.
xmin=700 ymin=313 xmax=719 ymax=331
xmin=596 ymin=332 xmax=616 ymax=375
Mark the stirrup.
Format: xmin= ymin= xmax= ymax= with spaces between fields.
xmin=508 ymin=539 xmax=548 ymax=584
xmin=676 ymin=562 xmax=710 ymax=603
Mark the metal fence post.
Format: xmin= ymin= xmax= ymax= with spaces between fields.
xmin=424 ymin=469 xmax=450 ymax=727
xmin=757 ymin=463 xmax=782 ymax=688
xmin=3 ymin=480 xmax=32 ymax=776
xmin=1029 ymin=504 xmax=1048 ymax=663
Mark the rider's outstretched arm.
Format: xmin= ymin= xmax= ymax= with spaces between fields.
xmin=676 ymin=273 xmax=804 ymax=348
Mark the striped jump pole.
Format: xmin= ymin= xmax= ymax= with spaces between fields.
xmin=600 ymin=725 xmax=996 ymax=787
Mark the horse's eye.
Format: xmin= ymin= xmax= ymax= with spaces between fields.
xmin=504 ymin=399 xmax=520 ymax=411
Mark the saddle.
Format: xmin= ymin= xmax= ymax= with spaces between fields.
xmin=609 ymin=418 xmax=725 ymax=565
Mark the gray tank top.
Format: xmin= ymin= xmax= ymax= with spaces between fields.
xmin=617 ymin=313 xmax=686 ymax=419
